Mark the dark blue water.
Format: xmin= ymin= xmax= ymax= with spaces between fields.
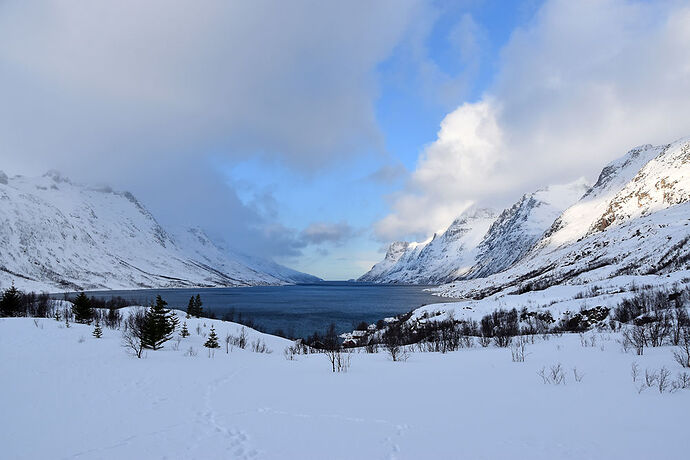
xmin=81 ymin=282 xmax=453 ymax=338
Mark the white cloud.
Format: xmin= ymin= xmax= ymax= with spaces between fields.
xmin=377 ymin=0 xmax=690 ymax=241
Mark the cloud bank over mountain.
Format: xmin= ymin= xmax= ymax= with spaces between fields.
xmin=0 ymin=0 xmax=424 ymax=262
xmin=377 ymin=0 xmax=690 ymax=241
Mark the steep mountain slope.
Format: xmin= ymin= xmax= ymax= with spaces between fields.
xmin=0 ymin=172 xmax=319 ymax=292
xmin=359 ymin=208 xmax=499 ymax=284
xmin=358 ymin=241 xmax=410 ymax=282
xmin=436 ymin=137 xmax=690 ymax=299
xmin=466 ymin=179 xmax=590 ymax=279
xmin=361 ymin=179 xmax=588 ymax=285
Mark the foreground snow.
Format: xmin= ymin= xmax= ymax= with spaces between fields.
xmin=2 ymin=312 xmax=689 ymax=459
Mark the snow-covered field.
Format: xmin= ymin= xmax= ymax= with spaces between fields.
xmin=2 ymin=310 xmax=689 ymax=459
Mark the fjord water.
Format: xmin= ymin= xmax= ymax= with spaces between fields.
xmin=83 ymin=282 xmax=452 ymax=338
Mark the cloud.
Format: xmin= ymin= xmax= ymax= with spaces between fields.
xmin=0 ymin=1 xmax=425 ymax=171
xmin=376 ymin=0 xmax=690 ymax=241
xmin=361 ymin=163 xmax=408 ymax=185
xmin=0 ymin=0 xmax=425 ymax=260
xmin=300 ymin=222 xmax=358 ymax=246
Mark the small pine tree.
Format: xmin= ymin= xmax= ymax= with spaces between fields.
xmin=0 ymin=282 xmax=22 ymax=317
xmin=194 ymin=294 xmax=203 ymax=318
xmin=204 ymin=325 xmax=220 ymax=356
xmin=187 ymin=296 xmax=196 ymax=318
xmin=141 ymin=296 xmax=175 ymax=350
xmin=93 ymin=322 xmax=103 ymax=338
xmin=72 ymin=292 xmax=93 ymax=324
xmin=180 ymin=322 xmax=190 ymax=338
xmin=170 ymin=311 xmax=180 ymax=331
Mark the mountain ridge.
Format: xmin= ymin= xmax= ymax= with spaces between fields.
xmin=0 ymin=172 xmax=320 ymax=292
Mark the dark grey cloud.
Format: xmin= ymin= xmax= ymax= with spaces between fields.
xmin=361 ymin=163 xmax=408 ymax=185
xmin=0 ymin=1 xmax=424 ymax=171
xmin=300 ymin=222 xmax=358 ymax=246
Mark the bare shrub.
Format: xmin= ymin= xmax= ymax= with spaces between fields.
xmin=672 ymin=372 xmax=690 ymax=391
xmin=283 ymin=345 xmax=297 ymax=361
xmin=657 ymin=367 xmax=671 ymax=393
xmin=538 ymin=363 xmax=566 ymax=385
xmin=184 ymin=346 xmax=197 ymax=357
xmin=631 ymin=362 xmax=640 ymax=383
xmin=478 ymin=335 xmax=491 ymax=347
xmin=224 ymin=332 xmax=232 ymax=354
xmin=121 ymin=308 xmax=146 ymax=358
xmin=236 ymin=328 xmax=248 ymax=349
xmin=324 ymin=348 xmax=351 ymax=372
xmin=510 ymin=337 xmax=528 ymax=362
xmin=572 ymin=367 xmax=584 ymax=382
xmin=644 ymin=368 xmax=658 ymax=388
xmin=364 ymin=337 xmax=378 ymax=353
xmin=335 ymin=349 xmax=351 ymax=372
xmin=384 ymin=338 xmax=408 ymax=362
xmin=250 ymin=338 xmax=271 ymax=354
xmin=383 ymin=325 xmax=408 ymax=361
xmin=645 ymin=314 xmax=672 ymax=347
xmin=622 ymin=325 xmax=646 ymax=355
xmin=672 ymin=327 xmax=690 ymax=368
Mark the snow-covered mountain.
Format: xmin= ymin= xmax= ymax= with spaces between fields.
xmin=467 ymin=179 xmax=590 ymax=279
xmin=0 ymin=172 xmax=320 ymax=292
xmin=361 ymin=179 xmax=588 ymax=284
xmin=359 ymin=207 xmax=499 ymax=284
xmin=436 ymin=137 xmax=690 ymax=299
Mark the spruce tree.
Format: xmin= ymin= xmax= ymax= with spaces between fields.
xmin=204 ymin=325 xmax=220 ymax=356
xmin=170 ymin=311 xmax=180 ymax=331
xmin=186 ymin=296 xmax=195 ymax=318
xmin=72 ymin=292 xmax=93 ymax=324
xmin=92 ymin=322 xmax=103 ymax=338
xmin=141 ymin=296 xmax=175 ymax=350
xmin=180 ymin=322 xmax=190 ymax=338
xmin=194 ymin=294 xmax=203 ymax=318
xmin=0 ymin=283 xmax=22 ymax=317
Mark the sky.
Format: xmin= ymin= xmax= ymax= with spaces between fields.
xmin=1 ymin=0 xmax=690 ymax=280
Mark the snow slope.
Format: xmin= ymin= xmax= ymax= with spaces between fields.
xmin=360 ymin=207 xmax=499 ymax=284
xmin=2 ymin=313 xmax=689 ymax=459
xmin=436 ymin=137 xmax=690 ymax=299
xmin=467 ymin=179 xmax=590 ymax=279
xmin=0 ymin=172 xmax=319 ymax=292
xmin=361 ymin=179 xmax=587 ymax=284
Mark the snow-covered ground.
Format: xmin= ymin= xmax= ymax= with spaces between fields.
xmin=418 ymin=271 xmax=690 ymax=323
xmin=2 ymin=310 xmax=689 ymax=459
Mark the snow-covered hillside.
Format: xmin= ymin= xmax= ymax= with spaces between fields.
xmin=467 ymin=179 xmax=590 ymax=279
xmin=0 ymin=172 xmax=319 ymax=292
xmin=2 ymin=311 xmax=689 ymax=459
xmin=361 ymin=179 xmax=587 ymax=284
xmin=436 ymin=137 xmax=690 ymax=299
xmin=360 ymin=208 xmax=499 ymax=284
